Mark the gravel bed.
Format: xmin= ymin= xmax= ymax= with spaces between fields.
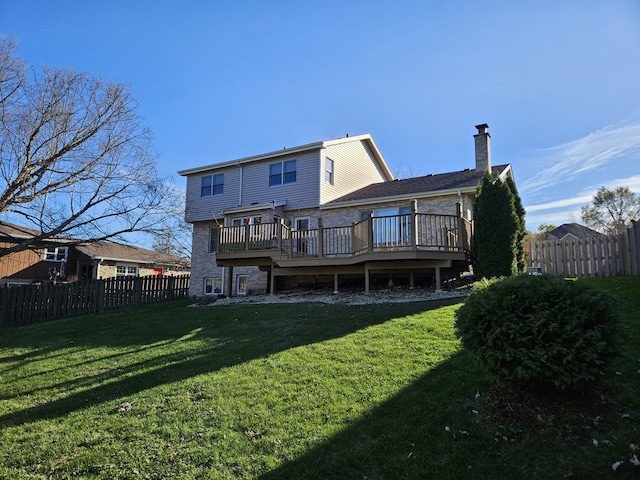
xmin=191 ymin=288 xmax=469 ymax=307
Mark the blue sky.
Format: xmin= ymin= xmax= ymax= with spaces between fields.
xmin=1 ymin=0 xmax=639 ymax=232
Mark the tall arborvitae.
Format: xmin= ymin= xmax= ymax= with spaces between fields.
xmin=473 ymin=171 xmax=519 ymax=278
xmin=506 ymin=176 xmax=527 ymax=273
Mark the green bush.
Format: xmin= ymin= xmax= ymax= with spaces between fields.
xmin=454 ymin=274 xmax=618 ymax=391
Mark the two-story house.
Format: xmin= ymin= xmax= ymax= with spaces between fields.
xmin=179 ymin=124 xmax=514 ymax=297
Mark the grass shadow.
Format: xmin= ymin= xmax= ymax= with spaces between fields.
xmin=0 ymin=298 xmax=463 ymax=427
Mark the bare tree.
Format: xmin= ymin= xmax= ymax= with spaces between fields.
xmin=581 ymin=186 xmax=640 ymax=235
xmin=0 ymin=36 xmax=170 ymax=256
xmin=151 ymin=186 xmax=192 ymax=259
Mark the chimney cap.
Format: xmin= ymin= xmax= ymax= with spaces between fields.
xmin=475 ymin=123 xmax=489 ymax=134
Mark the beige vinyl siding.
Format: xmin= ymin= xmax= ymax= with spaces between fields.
xmin=184 ymin=167 xmax=241 ymax=222
xmin=240 ymin=150 xmax=321 ymax=211
xmin=319 ymin=139 xmax=390 ymax=205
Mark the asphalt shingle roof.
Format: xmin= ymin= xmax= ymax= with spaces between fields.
xmin=329 ymin=164 xmax=510 ymax=204
xmin=544 ymin=223 xmax=604 ymax=239
xmin=77 ymin=242 xmax=190 ymax=267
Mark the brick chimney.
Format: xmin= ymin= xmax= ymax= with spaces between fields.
xmin=474 ymin=123 xmax=491 ymax=173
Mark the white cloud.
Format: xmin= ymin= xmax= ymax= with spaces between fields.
xmin=523 ymin=174 xmax=640 ymax=230
xmin=526 ymin=194 xmax=593 ymax=212
xmin=525 ymin=210 xmax=581 ymax=230
xmin=603 ymin=174 xmax=640 ymax=193
xmin=520 ymin=122 xmax=640 ymax=195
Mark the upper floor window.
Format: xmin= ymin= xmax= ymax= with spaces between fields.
xmin=325 ymin=158 xmax=334 ymax=185
xmin=269 ymin=160 xmax=297 ymax=186
xmin=201 ymin=173 xmax=224 ymax=197
xmin=44 ymin=246 xmax=68 ymax=262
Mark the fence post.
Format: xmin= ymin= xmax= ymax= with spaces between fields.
xmin=631 ymin=220 xmax=640 ymax=276
xmin=96 ymin=279 xmax=105 ymax=312
xmin=0 ymin=285 xmax=6 ymax=327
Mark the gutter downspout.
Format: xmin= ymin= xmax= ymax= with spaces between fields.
xmin=237 ymin=162 xmax=243 ymax=207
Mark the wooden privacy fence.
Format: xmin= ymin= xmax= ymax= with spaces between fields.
xmin=0 ymin=274 xmax=190 ymax=328
xmin=526 ymin=221 xmax=640 ymax=278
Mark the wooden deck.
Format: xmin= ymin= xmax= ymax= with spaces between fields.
xmin=215 ymin=211 xmax=473 ymax=292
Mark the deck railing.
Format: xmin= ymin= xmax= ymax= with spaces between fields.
xmin=218 ymin=212 xmax=473 ymax=260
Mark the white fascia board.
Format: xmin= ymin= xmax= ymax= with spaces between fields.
xmin=319 ymin=186 xmax=477 ymax=210
xmin=497 ymin=164 xmax=514 ymax=183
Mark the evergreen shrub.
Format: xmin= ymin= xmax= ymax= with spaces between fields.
xmin=454 ymin=274 xmax=618 ymax=391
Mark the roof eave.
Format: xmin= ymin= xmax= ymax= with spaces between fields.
xmin=320 ymin=185 xmax=478 ymax=210
xmin=75 ymin=246 xmax=188 ymax=266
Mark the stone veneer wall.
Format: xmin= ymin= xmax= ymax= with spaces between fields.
xmin=281 ymin=193 xmax=474 ymax=230
xmin=190 ymin=221 xmax=268 ymax=298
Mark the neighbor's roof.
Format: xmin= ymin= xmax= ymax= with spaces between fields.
xmin=0 ymin=221 xmax=41 ymax=239
xmin=323 ymin=164 xmax=512 ymax=208
xmin=0 ymin=221 xmax=71 ymax=243
xmin=544 ymin=223 xmax=604 ymax=240
xmin=176 ymin=134 xmax=394 ymax=181
xmin=76 ymin=242 xmax=190 ymax=267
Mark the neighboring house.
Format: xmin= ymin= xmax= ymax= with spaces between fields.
xmin=74 ymin=242 xmax=190 ymax=280
xmin=544 ymin=223 xmax=605 ymax=241
xmin=179 ymin=124 xmax=515 ymax=297
xmin=0 ymin=222 xmax=190 ymax=286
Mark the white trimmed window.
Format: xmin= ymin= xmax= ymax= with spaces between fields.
xmin=204 ymin=277 xmax=223 ymax=295
xmin=269 ymin=160 xmax=297 ymax=186
xmin=325 ymin=158 xmax=334 ymax=184
xmin=236 ymin=275 xmax=247 ymax=295
xmin=44 ymin=246 xmax=68 ymax=262
xmin=201 ymin=173 xmax=224 ymax=197
xmin=209 ymin=227 xmax=219 ymax=253
xmin=116 ymin=265 xmax=138 ymax=277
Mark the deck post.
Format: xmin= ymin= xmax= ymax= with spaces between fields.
xmin=318 ymin=217 xmax=324 ymax=258
xmin=409 ymin=272 xmax=415 ymax=290
xmin=456 ymin=202 xmax=465 ymax=251
xmin=226 ymin=266 xmax=234 ymax=297
xmin=278 ymin=219 xmax=284 ymax=251
xmin=368 ymin=214 xmax=374 ymax=252
xmin=333 ymin=273 xmax=339 ymax=294
xmin=411 ymin=199 xmax=418 ymax=249
xmin=270 ymin=264 xmax=276 ymax=295
xmin=288 ymin=223 xmax=293 ymax=259
xmin=435 ymin=267 xmax=442 ymax=292
xmin=364 ymin=263 xmax=370 ymax=293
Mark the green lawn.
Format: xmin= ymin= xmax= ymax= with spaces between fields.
xmin=0 ymin=277 xmax=638 ymax=479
